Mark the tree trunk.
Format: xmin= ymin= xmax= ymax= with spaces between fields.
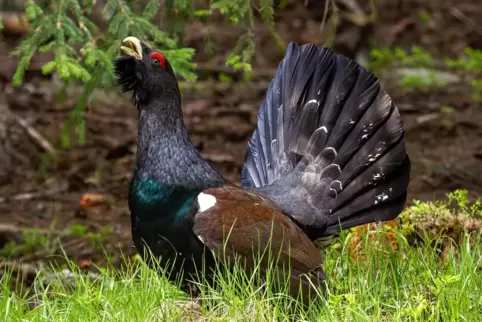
xmin=0 ymin=94 xmax=39 ymax=185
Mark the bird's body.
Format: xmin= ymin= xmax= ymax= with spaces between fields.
xmin=114 ymin=37 xmax=410 ymax=301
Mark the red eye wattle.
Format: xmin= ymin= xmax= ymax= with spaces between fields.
xmin=150 ymin=52 xmax=166 ymax=69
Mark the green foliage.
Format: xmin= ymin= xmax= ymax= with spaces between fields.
xmin=69 ymin=224 xmax=114 ymax=249
xmin=369 ymin=46 xmax=434 ymax=73
xmin=447 ymin=189 xmax=482 ymax=217
xmin=368 ymin=46 xmax=438 ymax=90
xmin=398 ymin=189 xmax=482 ymax=244
xmin=209 ymin=0 xmax=286 ymax=79
xmin=0 ymin=224 xmax=114 ymax=258
xmin=440 ymin=105 xmax=454 ymax=114
xmin=445 ymin=47 xmax=482 ymax=101
xmin=15 ymin=0 xmax=196 ymax=87
xmin=368 ymin=47 xmax=453 ymax=94
xmin=418 ymin=10 xmax=431 ymax=24
xmin=445 ymin=48 xmax=482 ymax=73
xmin=13 ymin=0 xmax=195 ymax=148
xmin=405 ymin=189 xmax=482 ymax=220
xmin=0 ymin=228 xmax=56 ymax=257
xmin=225 ymin=32 xmax=255 ymax=80
xmin=368 ymin=46 xmax=482 ymax=103
xmin=218 ymin=72 xmax=233 ymax=83
xmin=13 ymin=0 xmax=281 ymax=147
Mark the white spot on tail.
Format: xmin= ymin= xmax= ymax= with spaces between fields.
xmin=378 ymin=193 xmax=388 ymax=201
xmin=198 ymin=193 xmax=216 ymax=212
xmin=319 ymin=126 xmax=328 ymax=133
xmin=329 ymin=188 xmax=338 ymax=198
xmin=373 ymin=171 xmax=384 ymax=180
xmin=324 ymin=147 xmax=338 ymax=156
xmin=332 ymin=180 xmax=343 ymax=190
xmin=367 ymin=153 xmax=382 ymax=162
xmin=306 ymin=99 xmax=320 ymax=107
xmin=374 ymin=193 xmax=389 ymax=205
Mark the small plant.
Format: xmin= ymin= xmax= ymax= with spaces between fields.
xmin=445 ymin=47 xmax=482 ymax=102
xmin=368 ymin=46 xmax=453 ymax=92
xmin=368 ymin=46 xmax=482 ymax=102
xmin=0 ymin=228 xmax=57 ymax=258
xmin=69 ymin=224 xmax=89 ymax=237
xmin=399 ymin=189 xmax=481 ymax=251
xmin=368 ymin=46 xmax=435 ymax=76
xmin=87 ymin=225 xmax=115 ymax=249
xmin=342 ymin=190 xmax=482 ymax=264
xmin=406 ymin=189 xmax=482 ymax=220
xmin=69 ymin=223 xmax=114 ymax=249
xmin=0 ymin=224 xmax=115 ymax=258
xmin=447 ymin=189 xmax=482 ymax=217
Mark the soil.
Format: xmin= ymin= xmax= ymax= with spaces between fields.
xmin=0 ymin=0 xmax=481 ymax=271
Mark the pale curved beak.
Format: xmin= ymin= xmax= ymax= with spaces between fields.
xmin=120 ymin=36 xmax=143 ymax=60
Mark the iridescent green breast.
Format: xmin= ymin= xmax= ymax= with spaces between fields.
xmin=129 ymin=177 xmax=200 ymax=221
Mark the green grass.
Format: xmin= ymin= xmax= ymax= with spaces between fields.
xmin=1 ymin=191 xmax=482 ymax=321
xmin=1 ymin=231 xmax=481 ymax=321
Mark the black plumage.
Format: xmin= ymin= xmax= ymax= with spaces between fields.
xmin=113 ymin=37 xmax=410 ymax=302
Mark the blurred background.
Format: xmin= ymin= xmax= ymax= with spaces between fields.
xmin=0 ymin=0 xmax=481 ymax=275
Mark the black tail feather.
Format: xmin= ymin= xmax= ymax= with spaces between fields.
xmin=241 ymin=42 xmax=410 ymax=238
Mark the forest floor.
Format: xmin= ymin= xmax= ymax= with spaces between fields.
xmin=0 ymin=0 xmax=481 ymax=278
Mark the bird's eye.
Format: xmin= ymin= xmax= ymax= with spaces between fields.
xmin=150 ymin=52 xmax=166 ymax=69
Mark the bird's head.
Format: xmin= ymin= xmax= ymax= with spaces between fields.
xmin=114 ymin=36 xmax=178 ymax=106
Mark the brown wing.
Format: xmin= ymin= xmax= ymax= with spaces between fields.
xmin=192 ymin=185 xmax=324 ymax=280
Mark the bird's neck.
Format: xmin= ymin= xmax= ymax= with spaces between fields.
xmin=130 ymin=92 xmax=224 ymax=221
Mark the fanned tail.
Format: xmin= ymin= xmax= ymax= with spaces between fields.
xmin=241 ymin=42 xmax=410 ymax=239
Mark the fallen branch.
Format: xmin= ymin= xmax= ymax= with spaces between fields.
xmin=0 ymin=183 xmax=68 ymax=203
xmin=14 ymin=115 xmax=57 ymax=157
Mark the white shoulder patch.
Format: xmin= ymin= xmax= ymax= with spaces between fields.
xmin=197 ymin=192 xmax=217 ymax=212
xmin=197 ymin=234 xmax=206 ymax=244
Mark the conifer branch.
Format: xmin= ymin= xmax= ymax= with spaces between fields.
xmin=11 ymin=0 xmax=281 ymax=146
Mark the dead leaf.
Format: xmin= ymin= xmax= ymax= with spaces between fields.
xmin=348 ymin=219 xmax=399 ymax=264
xmin=77 ymin=259 xmax=92 ymax=269
xmin=79 ymin=193 xmax=110 ymax=209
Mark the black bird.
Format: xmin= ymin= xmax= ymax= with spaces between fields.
xmin=113 ymin=36 xmax=410 ymax=301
